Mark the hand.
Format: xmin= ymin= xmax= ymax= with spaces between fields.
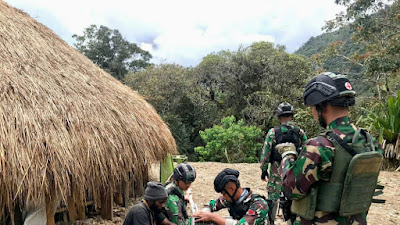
xmin=261 ymin=170 xmax=268 ymax=181
xmin=193 ymin=211 xmax=227 ymax=225
xmin=192 ymin=211 xmax=214 ymax=222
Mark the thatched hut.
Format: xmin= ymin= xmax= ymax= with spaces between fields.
xmin=0 ymin=1 xmax=176 ymax=223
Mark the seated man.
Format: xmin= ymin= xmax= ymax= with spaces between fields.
xmin=123 ymin=182 xmax=174 ymax=225
xmin=193 ymin=168 xmax=269 ymax=225
xmin=164 ymin=163 xmax=197 ymax=225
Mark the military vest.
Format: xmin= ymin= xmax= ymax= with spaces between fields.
xmin=229 ymin=194 xmax=264 ymax=220
xmin=165 ymin=183 xmax=189 ymax=219
xmin=291 ymin=129 xmax=383 ymax=219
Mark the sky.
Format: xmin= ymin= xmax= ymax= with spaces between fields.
xmin=6 ymin=0 xmax=344 ymax=67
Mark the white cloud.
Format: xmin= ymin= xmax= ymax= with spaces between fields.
xmin=5 ymin=0 xmax=345 ymax=66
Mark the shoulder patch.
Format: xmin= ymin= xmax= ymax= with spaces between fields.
xmin=247 ymin=209 xmax=255 ymax=215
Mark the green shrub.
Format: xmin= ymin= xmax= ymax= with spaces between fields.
xmin=194 ymin=116 xmax=263 ymax=163
xmin=370 ymin=91 xmax=400 ymax=143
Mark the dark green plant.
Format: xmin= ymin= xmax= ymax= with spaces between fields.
xmin=194 ymin=116 xmax=263 ymax=163
xmin=370 ymin=91 xmax=400 ymax=143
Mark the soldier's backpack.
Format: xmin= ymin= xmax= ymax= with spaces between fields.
xmin=291 ymin=129 xmax=383 ymax=219
xmin=269 ymin=124 xmax=301 ymax=163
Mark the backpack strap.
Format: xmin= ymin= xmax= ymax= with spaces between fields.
xmin=292 ymin=125 xmax=301 ymax=148
xmin=274 ymin=126 xmax=282 ymax=142
xmin=326 ymin=131 xmax=357 ymax=157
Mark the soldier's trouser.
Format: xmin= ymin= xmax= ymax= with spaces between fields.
xmin=267 ymin=200 xmax=278 ymax=225
xmin=267 ymin=176 xmax=282 ymax=200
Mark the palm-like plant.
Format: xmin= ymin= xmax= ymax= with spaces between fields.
xmin=370 ymin=92 xmax=400 ymax=160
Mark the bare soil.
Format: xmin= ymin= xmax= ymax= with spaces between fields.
xmin=71 ymin=162 xmax=400 ymax=225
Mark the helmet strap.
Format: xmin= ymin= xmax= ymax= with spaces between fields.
xmin=224 ymin=182 xmax=239 ymax=204
xmin=316 ymin=104 xmax=327 ymax=128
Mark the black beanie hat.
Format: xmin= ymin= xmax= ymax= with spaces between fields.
xmin=144 ymin=182 xmax=168 ymax=201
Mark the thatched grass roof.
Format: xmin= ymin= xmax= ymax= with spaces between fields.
xmin=0 ymin=1 xmax=176 ymax=209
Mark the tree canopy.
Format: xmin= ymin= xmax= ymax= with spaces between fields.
xmin=73 ymin=25 xmax=152 ymax=80
xmin=125 ymin=41 xmax=314 ymax=159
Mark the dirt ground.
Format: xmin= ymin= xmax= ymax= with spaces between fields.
xmin=72 ymin=162 xmax=400 ymax=225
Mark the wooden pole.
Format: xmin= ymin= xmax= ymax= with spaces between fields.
xmin=45 ymin=196 xmax=56 ymax=225
xmin=67 ymin=184 xmax=86 ymax=222
xmin=100 ymin=188 xmax=113 ymax=220
xmin=115 ymin=183 xmax=124 ymax=206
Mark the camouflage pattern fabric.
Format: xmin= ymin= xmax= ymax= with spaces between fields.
xmin=260 ymin=122 xmax=307 ymax=200
xmin=208 ymin=188 xmax=269 ymax=225
xmin=283 ymin=116 xmax=383 ymax=225
xmin=164 ymin=182 xmax=191 ymax=225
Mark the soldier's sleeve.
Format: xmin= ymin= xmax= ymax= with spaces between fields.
xmin=299 ymin=128 xmax=307 ymax=148
xmin=283 ymin=136 xmax=334 ymax=200
xmin=208 ymin=196 xmax=227 ymax=212
xmin=227 ymin=197 xmax=268 ymax=225
xmin=260 ymin=128 xmax=275 ymax=173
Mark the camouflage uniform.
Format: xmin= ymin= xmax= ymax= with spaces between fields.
xmin=164 ymin=182 xmax=191 ymax=225
xmin=208 ymin=188 xmax=269 ymax=225
xmin=260 ymin=122 xmax=307 ymax=201
xmin=283 ymin=116 xmax=383 ymax=224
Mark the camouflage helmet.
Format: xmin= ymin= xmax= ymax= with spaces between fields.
xmin=303 ymin=72 xmax=356 ymax=107
xmin=213 ymin=168 xmax=240 ymax=193
xmin=173 ymin=163 xmax=196 ymax=183
xmin=276 ymin=102 xmax=294 ymax=117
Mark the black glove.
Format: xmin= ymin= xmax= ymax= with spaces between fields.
xmin=261 ymin=170 xmax=268 ymax=180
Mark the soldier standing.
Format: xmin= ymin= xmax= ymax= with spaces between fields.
xmin=163 ymin=163 xmax=196 ymax=225
xmin=283 ymin=72 xmax=383 ymax=224
xmin=260 ymin=103 xmax=307 ymax=225
xmin=192 ymin=168 xmax=269 ymax=225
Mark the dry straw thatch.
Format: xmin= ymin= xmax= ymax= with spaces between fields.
xmin=0 ymin=0 xmax=176 ymax=212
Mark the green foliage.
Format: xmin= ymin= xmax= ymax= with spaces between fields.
xmin=297 ymin=1 xmax=400 ymax=98
xmin=72 ymin=25 xmax=152 ymax=80
xmin=295 ymin=27 xmax=363 ymax=74
xmin=125 ymin=64 xmax=218 ymax=159
xmin=194 ymin=116 xmax=263 ymax=163
xmin=293 ymin=108 xmax=321 ymax=138
xmin=325 ymin=0 xmax=400 ymax=96
xmin=195 ymin=42 xmax=313 ymax=131
xmin=124 ymin=42 xmax=313 ymax=160
xmin=369 ymin=92 xmax=400 ymax=143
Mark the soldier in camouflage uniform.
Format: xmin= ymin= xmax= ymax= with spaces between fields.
xmin=260 ymin=103 xmax=307 ymax=224
xmin=283 ymin=72 xmax=383 ymax=225
xmin=163 ymin=163 xmax=196 ymax=225
xmin=193 ymin=168 xmax=269 ymax=225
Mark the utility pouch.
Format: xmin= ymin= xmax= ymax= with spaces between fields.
xmin=291 ymin=186 xmax=318 ymax=220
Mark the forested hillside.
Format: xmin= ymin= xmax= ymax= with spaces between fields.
xmin=295 ymin=26 xmax=362 ymax=73
xmin=294 ymin=26 xmax=374 ymax=94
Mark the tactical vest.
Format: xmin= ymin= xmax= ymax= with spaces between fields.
xmin=229 ymin=194 xmax=264 ymax=220
xmin=166 ymin=184 xmax=189 ymax=219
xmin=291 ymin=129 xmax=383 ymax=220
